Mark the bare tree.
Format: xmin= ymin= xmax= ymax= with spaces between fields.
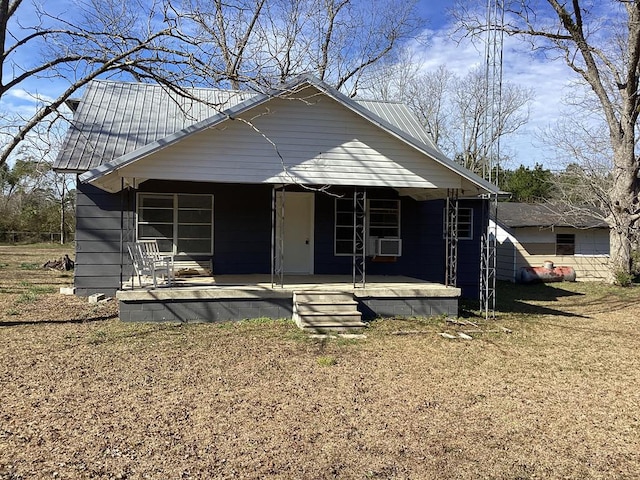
xmin=177 ymin=0 xmax=424 ymax=94
xmin=308 ymin=0 xmax=422 ymax=94
xmin=2 ymin=0 xmax=424 ymax=169
xmin=543 ymin=98 xmax=613 ymax=212
xmin=175 ymin=0 xmax=267 ymax=89
xmin=0 ymin=0 xmax=182 ymax=168
xmin=451 ymin=67 xmax=531 ymax=175
xmin=455 ymin=0 xmax=640 ymax=280
xmin=254 ymin=0 xmax=310 ymax=84
xmin=361 ymin=62 xmax=532 ymax=175
xmin=406 ymin=65 xmax=452 ymax=148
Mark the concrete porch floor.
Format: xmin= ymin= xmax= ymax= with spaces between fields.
xmin=116 ymin=275 xmax=461 ymax=323
xmin=117 ymin=274 xmax=461 ymax=300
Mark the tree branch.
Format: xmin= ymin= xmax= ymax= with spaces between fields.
xmin=0 ymin=27 xmax=173 ymax=165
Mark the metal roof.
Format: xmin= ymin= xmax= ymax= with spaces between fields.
xmin=54 ymin=81 xmax=254 ymax=171
xmin=355 ymin=100 xmax=439 ymax=151
xmin=54 ymin=77 xmax=445 ymax=173
xmin=496 ymin=202 xmax=608 ymax=229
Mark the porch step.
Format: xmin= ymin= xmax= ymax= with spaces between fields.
xmin=294 ymin=302 xmax=359 ymax=314
xmin=294 ymin=292 xmax=358 ymax=304
xmin=293 ymin=291 xmax=366 ymax=332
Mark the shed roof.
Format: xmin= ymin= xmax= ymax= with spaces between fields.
xmin=497 ymin=202 xmax=608 ymax=229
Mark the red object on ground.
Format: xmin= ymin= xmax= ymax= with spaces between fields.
xmin=519 ymin=262 xmax=576 ymax=283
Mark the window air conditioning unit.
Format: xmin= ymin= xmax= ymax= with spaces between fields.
xmin=376 ymin=238 xmax=402 ymax=257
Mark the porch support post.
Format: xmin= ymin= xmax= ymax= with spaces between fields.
xmin=480 ymin=193 xmax=498 ymax=319
xmin=271 ymin=185 xmax=285 ymax=288
xmin=120 ymin=179 xmax=136 ymax=290
xmin=445 ymin=188 xmax=459 ymax=287
xmin=119 ymin=177 xmax=125 ymax=290
xmin=352 ymin=187 xmax=366 ymax=288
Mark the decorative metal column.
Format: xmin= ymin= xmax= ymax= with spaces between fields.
xmin=271 ymin=186 xmax=285 ymax=288
xmin=445 ymin=189 xmax=459 ymax=287
xmin=352 ymin=188 xmax=367 ymax=288
xmin=120 ymin=179 xmax=136 ymax=290
xmin=480 ymin=194 xmax=498 ymax=319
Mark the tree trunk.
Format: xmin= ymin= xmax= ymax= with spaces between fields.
xmin=609 ymin=224 xmax=632 ymax=281
xmin=607 ymin=137 xmax=638 ymax=281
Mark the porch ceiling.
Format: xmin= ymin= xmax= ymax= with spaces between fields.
xmin=94 ymin=177 xmax=489 ymax=202
xmin=88 ymin=177 xmax=489 ymax=202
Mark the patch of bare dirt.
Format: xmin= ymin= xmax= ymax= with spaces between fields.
xmin=1 ymin=245 xmax=639 ymax=479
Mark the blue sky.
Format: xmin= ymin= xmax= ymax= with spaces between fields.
xmin=3 ymin=0 xmax=578 ymax=169
xmin=412 ymin=0 xmax=577 ymax=169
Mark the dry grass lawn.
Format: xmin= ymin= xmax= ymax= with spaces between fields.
xmin=1 ymin=244 xmax=639 ymax=479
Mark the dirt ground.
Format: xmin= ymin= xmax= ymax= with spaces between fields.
xmin=1 ymin=244 xmax=639 ymax=479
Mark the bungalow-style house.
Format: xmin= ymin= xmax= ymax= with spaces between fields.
xmin=54 ymin=74 xmax=501 ymax=324
xmin=492 ymin=202 xmax=610 ymax=282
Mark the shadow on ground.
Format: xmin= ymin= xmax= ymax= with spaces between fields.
xmin=460 ymin=281 xmax=586 ymax=319
xmin=0 ymin=312 xmax=118 ymax=327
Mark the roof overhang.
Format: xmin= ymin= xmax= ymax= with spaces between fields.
xmin=78 ymin=75 xmax=503 ymax=199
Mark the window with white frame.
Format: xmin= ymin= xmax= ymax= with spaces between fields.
xmin=137 ymin=193 xmax=213 ymax=255
xmin=443 ymin=207 xmax=473 ymax=240
xmin=334 ymin=198 xmax=401 ymax=255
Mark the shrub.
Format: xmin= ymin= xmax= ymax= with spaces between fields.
xmin=613 ymin=269 xmax=634 ymax=287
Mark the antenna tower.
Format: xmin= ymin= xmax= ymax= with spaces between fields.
xmin=479 ymin=0 xmax=504 ymax=319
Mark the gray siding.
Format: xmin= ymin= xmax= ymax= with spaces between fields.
xmin=74 ymin=181 xmax=132 ymax=296
xmin=496 ymin=240 xmax=517 ymax=281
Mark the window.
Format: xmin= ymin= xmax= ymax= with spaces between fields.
xmin=137 ymin=193 xmax=213 ymax=255
xmin=334 ymin=198 xmax=401 ymax=255
xmin=443 ymin=207 xmax=473 ymax=240
xmin=334 ymin=198 xmax=354 ymax=255
xmin=556 ymin=233 xmax=575 ymax=255
xmin=368 ymin=199 xmax=401 ymax=239
xmin=457 ymin=208 xmax=473 ymax=239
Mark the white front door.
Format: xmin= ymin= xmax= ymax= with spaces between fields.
xmin=276 ymin=192 xmax=314 ymax=274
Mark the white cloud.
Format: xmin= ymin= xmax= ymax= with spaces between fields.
xmin=8 ymin=88 xmax=55 ymax=104
xmin=409 ymin=28 xmax=485 ymax=74
xmin=406 ymin=25 xmax=582 ymax=168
